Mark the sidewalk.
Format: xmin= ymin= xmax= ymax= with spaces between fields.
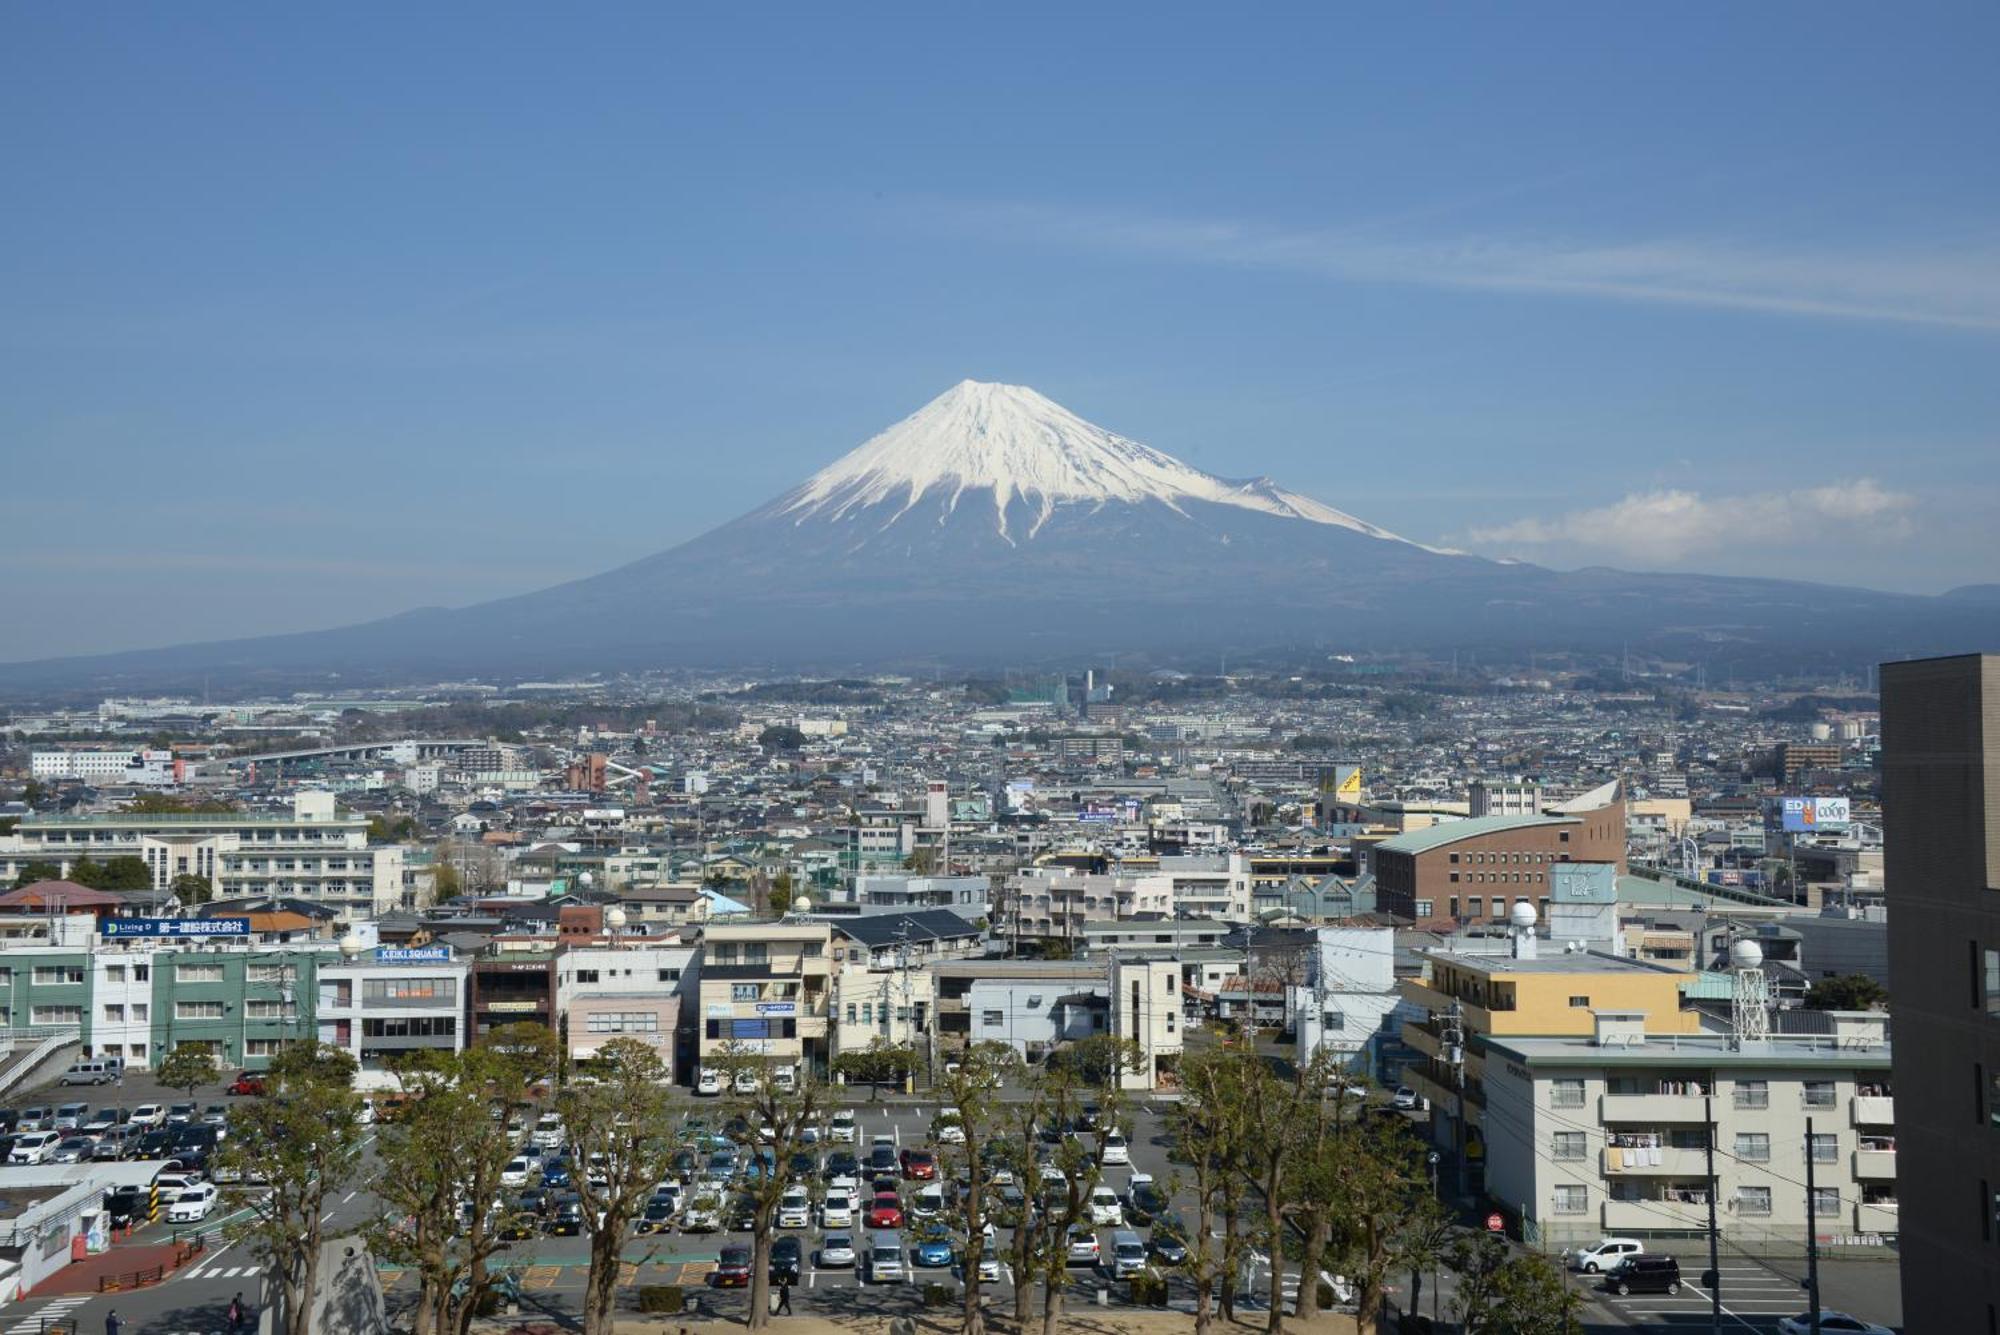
xmin=473 ymin=1310 xmax=1358 ymax=1334
xmin=32 ymin=1241 xmax=191 ymax=1297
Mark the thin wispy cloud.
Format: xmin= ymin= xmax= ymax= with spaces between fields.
xmin=918 ymin=201 xmax=2000 ymax=333
xmin=1465 ymin=478 xmax=1917 ymax=565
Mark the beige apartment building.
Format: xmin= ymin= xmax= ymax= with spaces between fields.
xmin=694 ymin=920 xmax=834 ymax=1079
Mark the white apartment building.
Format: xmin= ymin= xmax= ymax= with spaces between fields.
xmin=1003 ymin=867 xmax=1175 ymax=938
xmin=933 ymin=957 xmax=1181 ymax=1091
xmin=30 ymin=749 xmax=176 ymax=785
xmin=1289 ymin=925 xmax=1407 ymax=1078
xmin=1482 ymin=1012 xmax=1897 ymax=1250
xmin=91 ymin=947 xmax=160 ymax=1066
xmin=0 ymin=792 xmax=404 ymax=919
xmin=316 ymin=949 xmax=469 ymax=1089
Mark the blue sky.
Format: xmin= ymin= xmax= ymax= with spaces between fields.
xmin=4 ymin=4 xmax=1997 ymax=658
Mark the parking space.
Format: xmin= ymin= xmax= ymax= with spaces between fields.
xmin=1566 ymin=1247 xmax=1901 ymax=1333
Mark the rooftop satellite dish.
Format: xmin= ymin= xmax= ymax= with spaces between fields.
xmin=792 ymin=893 xmax=813 ymax=914
xmin=1509 ymin=899 xmax=1538 ymax=929
xmin=1729 ymin=938 xmax=1763 ymax=971
xmin=338 ymin=930 xmax=366 ymax=959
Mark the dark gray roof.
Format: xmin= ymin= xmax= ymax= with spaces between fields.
xmin=827 ymin=909 xmax=983 ymax=948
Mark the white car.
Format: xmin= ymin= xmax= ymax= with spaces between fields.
xmin=828 ymin=1110 xmax=857 ymax=1143
xmin=1391 ymin=1086 xmax=1423 ymax=1111
xmin=501 ymin=1157 xmax=532 ymax=1188
xmin=1776 ymin=1316 xmax=1892 ymax=1335
xmin=933 ymin=1116 xmax=965 ymax=1146
xmin=1099 ymin=1130 xmax=1130 ymax=1166
xmin=167 ymin=1182 xmax=219 ymax=1223
xmin=1086 ymin=1186 xmax=1123 ymax=1226
xmin=154 ymin=1172 xmax=201 ymax=1204
xmin=531 ymin=1115 xmax=565 ymax=1151
xmin=695 ymin=1069 xmax=724 ymax=1097
xmin=819 ymin=1233 xmax=857 ymax=1268
xmin=733 ymin=1070 xmax=759 ymax=1095
xmin=8 ymin=1132 xmax=61 ymax=1165
xmin=681 ymin=1194 xmax=723 ymax=1232
xmin=1569 ymin=1238 xmax=1643 ymax=1274
xmin=821 ymin=1178 xmax=858 ymax=1228
xmin=128 ymin=1104 xmax=166 ymax=1129
xmin=355 ymin=1102 xmax=378 ymax=1126
xmin=777 ymin=1187 xmax=812 ymax=1229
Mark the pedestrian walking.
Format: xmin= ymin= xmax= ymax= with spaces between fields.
xmin=227 ymin=1291 xmax=247 ymax=1333
xmin=776 ymin=1277 xmax=793 ymax=1315
xmin=105 ymin=1309 xmax=122 ymax=1335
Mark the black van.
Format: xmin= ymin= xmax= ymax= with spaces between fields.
xmin=1607 ymin=1255 xmax=1681 ymax=1296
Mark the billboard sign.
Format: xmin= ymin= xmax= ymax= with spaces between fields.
xmin=755 ymin=1002 xmax=797 ymax=1016
xmin=102 ymin=917 xmax=251 ymax=939
xmin=374 ymin=947 xmax=450 ymax=965
xmin=1779 ymin=797 xmax=1851 ymax=833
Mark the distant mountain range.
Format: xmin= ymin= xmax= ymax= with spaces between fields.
xmin=4 ymin=380 xmax=1993 ymax=692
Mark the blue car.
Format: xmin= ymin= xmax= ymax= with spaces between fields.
xmin=912 ymin=1230 xmax=956 ymax=1268
xmin=541 ymin=1159 xmax=573 ymax=1189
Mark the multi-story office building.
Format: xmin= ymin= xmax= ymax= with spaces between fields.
xmin=315 ymin=946 xmax=468 ymax=1087
xmin=931 ymin=956 xmax=1181 ymax=1090
xmin=1776 ymin=742 xmax=1843 ymax=782
xmin=30 ymin=749 xmax=177 ymax=785
xmin=1484 ymin=1010 xmax=1896 ymax=1249
xmin=1370 ymin=808 xmax=1627 ymax=927
xmin=694 ymin=920 xmax=834 ymax=1079
xmin=0 ymin=792 xmax=403 ymax=919
xmin=554 ymin=941 xmax=694 ymax=1070
xmin=1470 ymin=780 xmax=1543 ymax=818
xmin=1881 ymin=654 xmax=2000 ymax=1332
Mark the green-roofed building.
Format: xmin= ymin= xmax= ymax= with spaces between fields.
xmin=1370 ymin=804 xmax=1626 ymax=929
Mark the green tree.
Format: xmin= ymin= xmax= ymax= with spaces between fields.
xmin=1803 ymin=974 xmax=1888 ymax=1011
xmin=1451 ymin=1233 xmax=1583 ymax=1335
xmin=369 ymin=814 xmax=419 ymax=843
xmin=98 ymin=856 xmax=152 ymax=891
xmin=10 ymin=860 xmax=61 ymax=889
xmin=1169 ymin=1047 xmax=1261 ymax=1335
xmin=830 ymin=1038 xmax=915 ymax=1095
xmin=169 ymin=873 xmax=214 ymax=906
xmin=216 ymin=1042 xmax=364 ymax=1335
xmin=1393 ymin=1193 xmax=1458 ymax=1330
xmin=767 ymin=871 xmax=795 ymax=916
xmin=431 ymin=858 xmax=463 ymax=901
xmin=371 ymin=1039 xmax=549 ymax=1335
xmin=756 ymin=724 xmax=806 ymax=752
xmin=557 ymin=1038 xmax=679 ymax=1335
xmin=902 ymin=846 xmax=938 ymax=874
xmin=932 ymin=1041 xmax=1019 ymax=1335
xmin=713 ymin=1045 xmax=830 ymax=1329
xmin=157 ymin=1043 xmax=221 ymax=1102
xmin=67 ymin=855 xmax=105 ymax=888
xmin=21 ymin=779 xmax=46 ymax=806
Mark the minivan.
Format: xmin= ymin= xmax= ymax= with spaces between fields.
xmin=59 ymin=1061 xmax=118 ymax=1087
xmin=10 ymin=1132 xmax=62 ymax=1165
xmin=53 ymin=1103 xmax=91 ymax=1131
xmin=1110 ymin=1229 xmax=1148 ymax=1279
xmin=1606 ymin=1255 xmax=1681 ymax=1297
xmin=867 ymin=1232 xmax=906 ymax=1284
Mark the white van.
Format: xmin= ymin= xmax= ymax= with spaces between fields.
xmin=59 ymin=1060 xmax=119 ymax=1086
xmin=9 ymin=1132 xmax=61 ymax=1165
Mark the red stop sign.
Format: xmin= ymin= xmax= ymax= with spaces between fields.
xmin=1485 ymin=1213 xmax=1504 ymax=1232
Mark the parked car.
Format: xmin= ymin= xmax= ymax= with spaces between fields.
xmin=166 ymin=1103 xmax=197 ymax=1125
xmin=227 ymin=1073 xmax=267 ymax=1097
xmin=9 ymin=1132 xmax=61 ymax=1164
xmin=200 ymin=1106 xmax=229 ymax=1129
xmin=1099 ymin=1130 xmax=1130 ymax=1166
xmin=1086 ymin=1186 xmax=1123 ymax=1226
xmin=636 ymin=1199 xmax=676 ymax=1235
xmin=819 ymin=1231 xmax=856 ymax=1267
xmin=1776 ymin=1315 xmax=1892 ymax=1335
xmin=714 ymin=1243 xmax=752 ymax=1287
xmin=900 ymin=1148 xmax=938 ymax=1181
xmin=136 ymin=1129 xmax=178 ymax=1159
xmin=777 ymin=1187 xmax=812 ymax=1229
xmin=681 ymin=1193 xmax=723 ymax=1233
xmin=103 ymin=1186 xmax=148 ymax=1228
xmin=501 ymin=1157 xmax=532 ymax=1188
xmin=82 ymin=1109 xmax=121 ymax=1136
xmin=50 ymin=1137 xmax=94 ymax=1163
xmin=1065 ymin=1227 xmax=1101 ymax=1266
xmin=53 ymin=1104 xmax=90 ymax=1132
xmin=1110 ymin=1229 xmax=1148 ymax=1279
xmin=912 ymin=1221 xmax=957 ymax=1268
xmin=1570 ymin=1238 xmax=1643 ymax=1274
xmin=770 ymin=1236 xmax=803 ymax=1284
xmin=17 ymin=1107 xmax=53 ymax=1132
xmin=933 ymin=1113 xmax=965 ymax=1145
xmin=531 ymin=1115 xmax=565 ymax=1151
xmin=694 ymin=1069 xmax=723 ymax=1096
xmin=127 ymin=1105 xmax=165 ymax=1129
xmin=828 ymin=1109 xmax=857 ymax=1143
xmin=867 ymin=1143 xmax=900 ymax=1175
xmin=1125 ymin=1174 xmax=1167 ymax=1226
xmin=824 ymin=1150 xmax=859 ymax=1180
xmin=865 ymin=1233 xmax=906 ymax=1284
xmin=60 ymin=1061 xmax=119 ymax=1087
xmin=540 ymin=1158 xmax=572 ymax=1189
xmin=1391 ymin=1086 xmax=1423 ymax=1111
xmin=1605 ymin=1255 xmax=1681 ymax=1296
xmin=867 ymin=1192 xmax=904 ymax=1229
xmin=167 ymin=1182 xmax=219 ymax=1223
xmin=545 ymin=1194 xmax=584 ymax=1235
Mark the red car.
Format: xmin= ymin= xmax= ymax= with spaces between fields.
xmin=900 ymin=1148 xmax=937 ymax=1181
xmin=713 ymin=1243 xmax=751 ymax=1287
xmin=228 ymin=1073 xmax=266 ymax=1097
xmin=866 ymin=1192 xmax=904 ymax=1229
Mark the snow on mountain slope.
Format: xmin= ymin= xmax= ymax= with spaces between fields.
xmin=779 ymin=379 xmax=1447 ymax=549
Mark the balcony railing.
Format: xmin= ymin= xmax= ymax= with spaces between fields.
xmin=1853 ymin=1149 xmax=1896 ymax=1180
xmin=1601 ymin=1092 xmax=1709 ymax=1122
xmin=1852 ymin=1094 xmax=1894 ymax=1126
xmin=1602 ymin=1146 xmax=1707 ymax=1176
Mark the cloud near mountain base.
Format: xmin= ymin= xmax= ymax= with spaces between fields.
xmin=1465 ymin=478 xmax=1915 ymax=565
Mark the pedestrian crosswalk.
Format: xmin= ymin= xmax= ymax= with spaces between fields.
xmin=4 ymin=1294 xmax=89 ymax=1334
xmin=181 ymin=1264 xmax=261 ymax=1281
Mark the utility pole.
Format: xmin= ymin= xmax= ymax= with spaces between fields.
xmin=1703 ymin=1094 xmax=1721 ymax=1335
xmin=1442 ymin=999 xmax=1467 ymax=1196
xmin=1804 ymin=1117 xmax=1823 ymax=1335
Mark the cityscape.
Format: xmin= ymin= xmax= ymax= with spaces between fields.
xmin=3 ymin=7 xmax=1997 ymax=1335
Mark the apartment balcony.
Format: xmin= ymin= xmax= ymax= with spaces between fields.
xmin=1854 ymin=1202 xmax=1899 ymax=1235
xmin=1602 ymin=1146 xmax=1708 ymax=1176
xmin=1401 ymin=981 xmax=1493 ymax=1030
xmin=1853 ymin=1149 xmax=1897 ymax=1180
xmin=1602 ymin=1198 xmax=1712 ymax=1231
xmin=1600 ymin=1093 xmax=1710 ymax=1122
xmin=1851 ymin=1095 xmax=1894 ymax=1126
xmin=1401 ymin=1019 xmax=1445 ymax=1059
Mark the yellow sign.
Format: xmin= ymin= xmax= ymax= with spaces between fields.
xmin=1338 ymin=768 xmax=1362 ymax=797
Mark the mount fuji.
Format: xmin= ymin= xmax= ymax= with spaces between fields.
xmin=4 ymin=380 xmax=1994 ymax=689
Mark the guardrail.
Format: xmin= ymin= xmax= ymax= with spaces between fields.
xmin=97 ymin=1264 xmax=165 ymax=1293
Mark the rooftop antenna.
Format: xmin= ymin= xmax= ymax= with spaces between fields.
xmin=1508 ymin=898 xmax=1538 ymax=960
xmin=1728 ymin=937 xmax=1770 ymax=1048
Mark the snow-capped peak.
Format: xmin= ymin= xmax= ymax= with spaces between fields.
xmin=780 ymin=379 xmax=1440 ymax=548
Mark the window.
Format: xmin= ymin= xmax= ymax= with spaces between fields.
xmin=175 ymin=1001 xmax=225 ymax=1020
xmin=1734 ymin=1132 xmax=1770 ymax=1162
xmin=844 ymin=1004 xmax=856 ymax=1024
xmin=1449 ymin=853 xmax=1460 ymax=864
xmin=132 ymin=1004 xmax=148 ymax=1022
xmin=1448 ymin=873 xmax=1459 ymax=883
xmin=1991 ymin=1068 xmax=2000 ymax=1129
xmin=1552 ymin=1079 xmax=1585 ymax=1109
xmin=32 ymin=1005 xmax=82 ymax=1025
xmin=585 ymin=1011 xmax=660 ymax=1034
xmin=1803 ymin=1080 xmax=1836 ymax=1108
xmin=574 ymin=969 xmax=600 ymax=984
xmin=981 ymin=1009 xmax=1003 ymax=1027
xmin=1166 ymin=1011 xmax=1176 ymax=1033
xmin=1552 ymin=1132 xmax=1587 ymax=1161
xmin=1569 ymin=996 xmax=1590 ymax=1008
xmin=1809 ymin=1133 xmax=1838 ymax=1163
xmin=1986 ymin=948 xmax=2000 ymax=1016
xmin=1414 ymin=901 xmax=1433 ymax=918
xmin=248 ymin=964 xmax=297 ymax=984
xmin=1559 ymin=831 xmax=1570 ymax=843
xmin=731 ymin=984 xmax=761 ymax=1002
xmin=1448 ymin=897 xmax=1460 ymax=918
xmin=801 ymin=941 xmax=822 ymax=957
xmin=1467 ymin=898 xmax=1483 ymax=917
xmin=1322 ymin=1012 xmax=1345 ymax=1031
xmin=1810 ymin=1186 xmax=1840 ymax=1216
xmin=859 ymin=1003 xmax=873 ymax=1024
xmin=1552 ymin=1185 xmax=1587 ymax=1215
xmin=102 ymin=1004 xmax=125 ymax=1022
xmin=176 ymin=963 xmax=224 ymax=984
xmin=134 ymin=964 xmax=149 ymax=982
xmin=1734 ymin=1080 xmax=1769 ymax=1109
xmin=245 ymin=1000 xmax=297 ymax=1020
xmin=104 ymin=965 xmax=126 ymax=982
xmin=711 ymin=944 xmax=739 ymax=965
xmin=32 ymin=966 xmax=83 ymax=986
xmin=244 ymin=1038 xmax=292 ymax=1057
xmin=1736 ymin=1186 xmax=1771 ymax=1215
xmin=363 ymin=978 xmax=456 ymax=1002
xmin=658 ymin=968 xmax=681 ymax=983
xmin=745 ymin=943 xmax=769 ymax=964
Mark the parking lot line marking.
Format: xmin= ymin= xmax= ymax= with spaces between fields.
xmin=1679 ymin=1278 xmax=1772 ymax=1332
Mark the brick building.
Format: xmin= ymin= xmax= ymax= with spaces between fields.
xmin=1369 ymin=808 xmax=1626 ymax=927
